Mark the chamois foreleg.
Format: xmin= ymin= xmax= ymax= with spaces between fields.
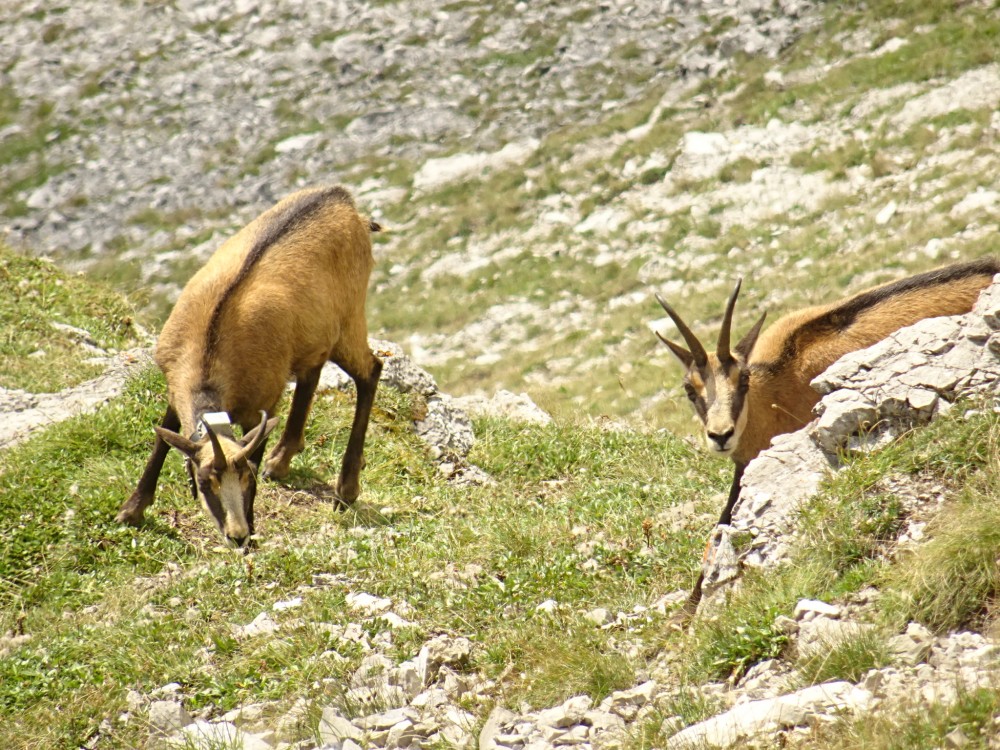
xmin=116 ymin=406 xmax=181 ymax=526
xmin=332 ymin=348 xmax=382 ymax=506
xmin=680 ymin=461 xmax=748 ymax=616
xmin=263 ymin=365 xmax=323 ymax=480
xmin=717 ymin=461 xmax=746 ymax=527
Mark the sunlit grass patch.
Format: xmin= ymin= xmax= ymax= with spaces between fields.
xmin=0 ymin=243 xmax=142 ymax=391
xmin=796 ymin=628 xmax=893 ymax=686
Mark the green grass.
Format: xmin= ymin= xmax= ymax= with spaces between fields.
xmin=796 ymin=628 xmax=893 ymax=686
xmin=0 ymin=351 xmax=725 ymax=746
xmin=676 ymin=404 xmax=1000 ymax=687
xmin=0 ymin=243 xmax=143 ymax=391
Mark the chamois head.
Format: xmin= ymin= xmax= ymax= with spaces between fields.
xmin=155 ymin=411 xmax=278 ymax=547
xmin=655 ymin=280 xmax=767 ymax=458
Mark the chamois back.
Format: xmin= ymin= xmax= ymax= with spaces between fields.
xmin=752 ymin=257 xmax=1000 ymax=381
xmin=734 ymin=257 xmax=1000 ymax=463
xmin=156 ymin=186 xmax=374 ymax=434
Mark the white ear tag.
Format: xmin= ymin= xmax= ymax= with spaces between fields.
xmin=198 ymin=411 xmax=236 ymax=440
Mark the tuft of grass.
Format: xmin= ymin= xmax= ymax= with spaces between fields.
xmin=686 ymin=567 xmax=825 ymax=682
xmin=796 ymin=628 xmax=893 ymax=686
xmin=882 ymin=481 xmax=1000 ymax=633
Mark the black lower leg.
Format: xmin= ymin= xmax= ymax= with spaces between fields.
xmin=117 ymin=406 xmax=181 ymax=525
xmin=682 ymin=462 xmax=747 ymax=615
xmin=337 ymin=357 xmax=382 ymax=504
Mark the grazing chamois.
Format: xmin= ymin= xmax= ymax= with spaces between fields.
xmin=655 ymin=257 xmax=999 ymax=609
xmin=117 ymin=186 xmax=383 ymax=546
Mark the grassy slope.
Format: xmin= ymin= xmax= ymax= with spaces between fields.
xmin=3 ymin=2 xmax=1000 ymax=748
xmin=2 ymin=251 xmax=1000 ymax=750
xmin=0 ymin=333 xmax=730 ymax=746
xmin=0 ymin=243 xmax=143 ymax=391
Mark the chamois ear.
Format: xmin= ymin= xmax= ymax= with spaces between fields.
xmin=734 ymin=311 xmax=767 ymax=360
xmin=154 ymin=426 xmax=201 ymax=461
xmin=655 ymin=331 xmax=695 ymax=368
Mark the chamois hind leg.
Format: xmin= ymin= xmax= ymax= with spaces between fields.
xmin=680 ymin=462 xmax=747 ymax=617
xmin=263 ymin=364 xmax=323 ymax=480
xmin=329 ymin=330 xmax=382 ymax=506
xmin=117 ymin=406 xmax=181 ymax=527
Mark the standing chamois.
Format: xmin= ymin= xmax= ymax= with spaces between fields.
xmin=655 ymin=257 xmax=999 ymax=607
xmin=117 ymin=186 xmax=383 ymax=546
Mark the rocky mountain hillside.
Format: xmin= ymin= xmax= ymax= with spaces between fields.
xmin=9 ymin=0 xmax=998 ymax=427
xmin=4 ymin=2 xmax=1000 ymax=749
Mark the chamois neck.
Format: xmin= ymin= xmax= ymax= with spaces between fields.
xmin=736 ymin=368 xmax=816 ymax=464
xmin=189 ymin=387 xmax=224 ymax=434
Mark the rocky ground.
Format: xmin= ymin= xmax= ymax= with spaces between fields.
xmin=0 ymin=0 xmax=816 ymax=278
xmin=4 ymin=2 xmax=1000 ymax=420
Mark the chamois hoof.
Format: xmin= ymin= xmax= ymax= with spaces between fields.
xmin=115 ymin=508 xmax=144 ymax=527
xmin=261 ymin=464 xmax=288 ymax=481
xmin=334 ymin=480 xmax=360 ymax=508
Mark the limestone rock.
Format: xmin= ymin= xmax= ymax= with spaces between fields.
xmin=148 ymin=700 xmax=192 ymax=740
xmin=536 ymin=695 xmax=592 ymax=728
xmin=666 ymin=682 xmax=872 ymax=748
xmin=886 ymin=622 xmax=935 ymax=666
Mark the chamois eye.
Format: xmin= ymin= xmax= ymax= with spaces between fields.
xmin=683 ymin=384 xmax=698 ymax=402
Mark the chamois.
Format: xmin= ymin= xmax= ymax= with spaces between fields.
xmin=655 ymin=257 xmax=999 ymax=608
xmin=117 ymin=185 xmax=383 ymax=546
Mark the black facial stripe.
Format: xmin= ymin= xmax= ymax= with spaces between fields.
xmin=684 ymin=379 xmax=708 ymax=419
xmin=197 ymin=468 xmax=226 ymax=527
xmin=730 ymin=367 xmax=750 ymax=422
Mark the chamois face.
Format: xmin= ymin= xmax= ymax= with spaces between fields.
xmin=681 ymin=353 xmax=752 ymax=457
xmin=654 ymin=279 xmax=766 ymax=462
xmin=155 ymin=413 xmax=277 ymax=547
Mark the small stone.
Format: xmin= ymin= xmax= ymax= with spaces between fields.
xmin=319 ymin=708 xmax=364 ymax=744
xmin=147 ymin=700 xmax=191 ymax=738
xmin=773 ymin=616 xmax=799 ymax=635
xmin=583 ymin=608 xmax=610 ymax=626
xmin=233 ymin=612 xmax=280 ymax=639
xmin=536 ymin=695 xmax=592 ymax=728
xmin=272 ymin=596 xmax=303 ymax=611
xmin=944 ymin=726 xmax=971 ymax=749
xmin=357 ymin=707 xmax=410 ymax=731
xmin=479 ymin=706 xmax=517 ymax=750
xmin=875 ymin=200 xmax=897 ymax=225
xmin=793 ymin=599 xmax=841 ymax=620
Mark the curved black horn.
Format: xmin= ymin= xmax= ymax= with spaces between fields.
xmin=655 ymin=293 xmax=708 ymax=367
xmin=717 ymin=278 xmax=743 ymax=362
xmin=202 ymin=419 xmax=228 ymax=472
xmin=237 ymin=410 xmax=272 ymax=463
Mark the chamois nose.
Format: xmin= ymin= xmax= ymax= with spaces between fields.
xmin=707 ymin=428 xmax=735 ymax=450
xmin=228 ymin=533 xmax=249 ymax=548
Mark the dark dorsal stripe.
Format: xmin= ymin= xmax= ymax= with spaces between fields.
xmin=200 ymin=186 xmax=354 ymax=383
xmin=756 ymin=257 xmax=1000 ymax=374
